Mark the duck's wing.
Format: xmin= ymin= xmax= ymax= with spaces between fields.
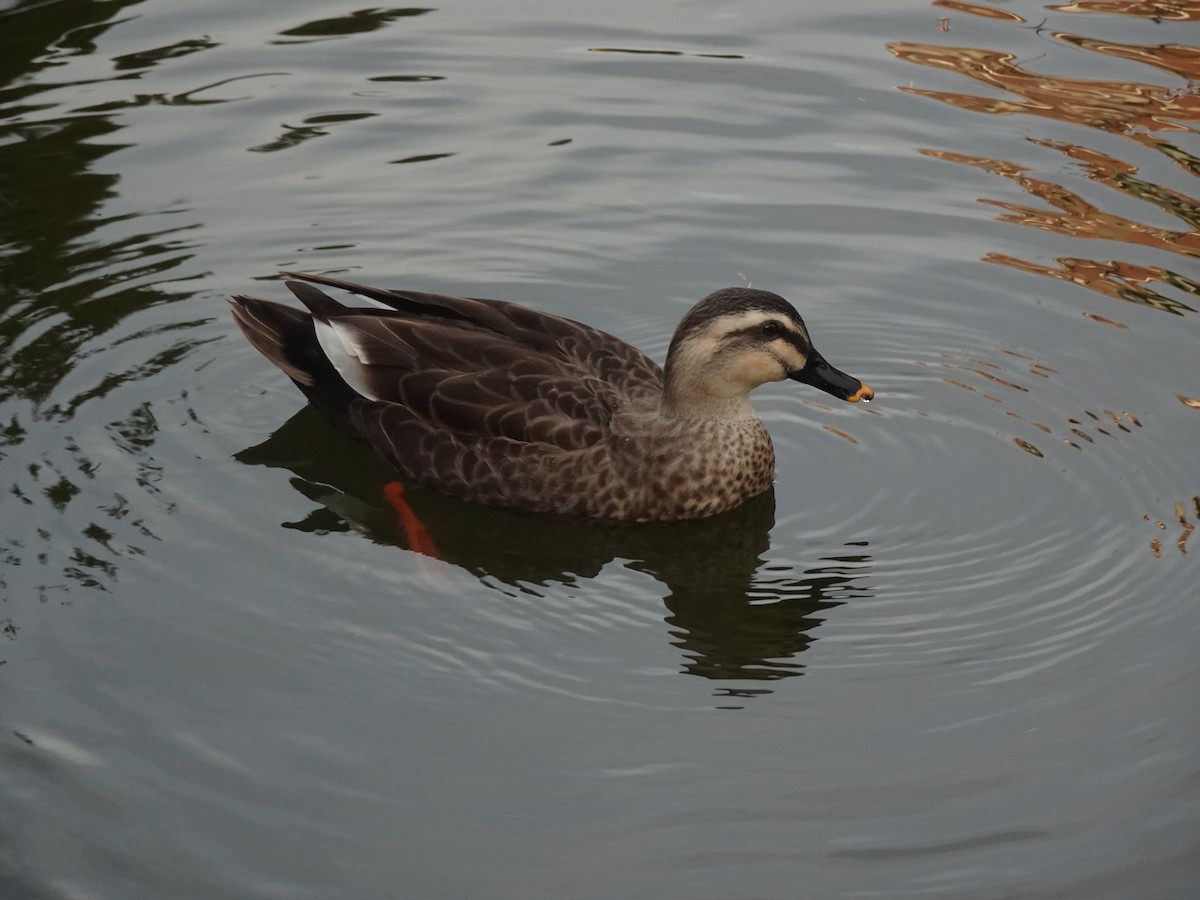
xmin=280 ymin=271 xmax=663 ymax=402
xmin=231 ymin=276 xmax=664 ymax=505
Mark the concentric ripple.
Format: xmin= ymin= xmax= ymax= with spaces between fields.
xmin=761 ymin=277 xmax=1197 ymax=687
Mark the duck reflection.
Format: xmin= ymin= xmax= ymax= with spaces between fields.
xmin=237 ymin=407 xmax=874 ymax=689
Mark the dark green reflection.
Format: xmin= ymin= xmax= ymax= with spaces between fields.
xmin=0 ymin=0 xmax=203 ymax=619
xmin=275 ymin=8 xmax=434 ymax=42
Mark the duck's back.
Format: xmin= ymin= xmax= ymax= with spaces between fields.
xmin=232 ymin=274 xmax=741 ymax=520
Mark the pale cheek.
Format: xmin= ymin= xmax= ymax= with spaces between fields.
xmin=772 ymin=340 xmax=807 ymax=374
xmin=728 ymin=353 xmax=788 ymax=388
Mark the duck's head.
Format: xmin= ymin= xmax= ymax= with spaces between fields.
xmin=662 ymin=288 xmax=873 ymax=413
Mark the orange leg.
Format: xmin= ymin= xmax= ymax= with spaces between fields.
xmin=383 ymin=482 xmax=439 ymax=558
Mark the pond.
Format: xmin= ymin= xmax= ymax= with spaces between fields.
xmin=1 ymin=0 xmax=1197 ymax=897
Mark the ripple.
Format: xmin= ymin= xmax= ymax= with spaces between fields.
xmin=769 ymin=300 xmax=1195 ymax=685
xmin=1 ymin=1 xmax=1197 ymax=896
xmin=824 ymin=506 xmax=1150 ymax=683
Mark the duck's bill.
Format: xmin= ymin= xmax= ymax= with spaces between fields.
xmin=789 ymin=350 xmax=874 ymax=403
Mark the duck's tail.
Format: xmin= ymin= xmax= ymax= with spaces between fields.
xmin=229 ymin=295 xmax=315 ymax=386
xmin=229 ymin=294 xmax=359 ymax=423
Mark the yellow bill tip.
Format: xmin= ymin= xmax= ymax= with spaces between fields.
xmin=847 ymin=382 xmax=874 ymax=403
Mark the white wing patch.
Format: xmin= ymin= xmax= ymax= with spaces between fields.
xmin=314 ymin=318 xmax=387 ymax=400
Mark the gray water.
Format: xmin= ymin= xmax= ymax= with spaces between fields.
xmin=1 ymin=0 xmax=1197 ymax=897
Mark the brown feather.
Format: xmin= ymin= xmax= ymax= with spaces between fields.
xmin=230 ymin=274 xmax=872 ymax=522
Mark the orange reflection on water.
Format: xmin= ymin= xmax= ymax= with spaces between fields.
xmin=1054 ymin=33 xmax=1200 ymax=80
xmin=1083 ymin=311 xmax=1130 ymax=327
xmin=893 ymin=6 xmax=1200 ymax=318
xmin=889 ymin=43 xmax=1200 ymax=137
xmin=984 ymin=253 xmax=1198 ymax=315
xmin=1047 ymin=0 xmax=1200 ymax=21
xmin=932 ymin=0 xmax=1027 ymax=21
xmin=922 ymin=148 xmax=1200 ymax=258
xmin=1146 ymin=495 xmax=1198 ymax=557
xmin=1031 ymin=139 xmax=1200 ymax=230
xmin=919 ymin=145 xmax=1200 ymax=313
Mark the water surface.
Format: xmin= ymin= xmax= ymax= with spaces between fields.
xmin=1 ymin=0 xmax=1197 ymax=897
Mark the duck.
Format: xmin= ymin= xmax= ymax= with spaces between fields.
xmin=229 ymin=272 xmax=873 ymax=523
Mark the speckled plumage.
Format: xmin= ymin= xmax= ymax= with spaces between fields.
xmin=230 ymin=273 xmax=872 ymax=523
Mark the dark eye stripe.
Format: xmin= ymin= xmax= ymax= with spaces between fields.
xmin=782 ymin=329 xmax=810 ymax=357
xmin=734 ymin=320 xmax=808 ymax=356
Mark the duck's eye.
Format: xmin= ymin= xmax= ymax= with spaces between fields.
xmin=761 ymin=321 xmax=782 ymax=338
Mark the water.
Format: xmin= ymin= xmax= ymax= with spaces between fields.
xmin=1 ymin=0 xmax=1197 ymax=897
